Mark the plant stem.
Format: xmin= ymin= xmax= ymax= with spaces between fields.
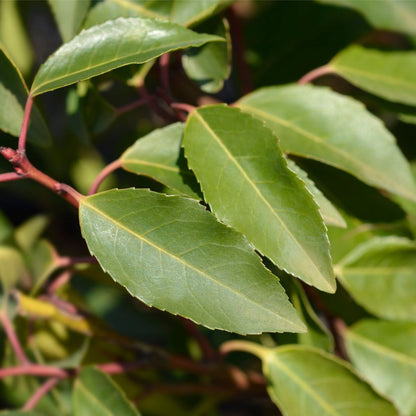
xmin=0 ymin=147 xmax=83 ymax=208
xmin=88 ymin=159 xmax=122 ymax=195
xmin=116 ymin=97 xmax=149 ymax=115
xmin=18 ymin=95 xmax=34 ymax=151
xmin=170 ymin=102 xmax=196 ymax=114
xmin=22 ymin=377 xmax=60 ymax=410
xmin=159 ymin=53 xmax=171 ymax=94
xmin=0 ymin=172 xmax=24 ymax=182
xmin=0 ymin=310 xmax=29 ymax=365
xmin=220 ymin=340 xmax=266 ymax=360
xmin=298 ymin=65 xmax=333 ymax=84
xmin=0 ymin=364 xmax=69 ymax=379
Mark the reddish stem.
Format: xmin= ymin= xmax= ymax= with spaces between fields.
xmin=0 ymin=172 xmax=25 ymax=182
xmin=138 ymin=85 xmax=175 ymax=123
xmin=55 ymin=255 xmax=97 ymax=268
xmin=18 ymin=95 xmax=34 ymax=151
xmin=298 ymin=64 xmax=333 ymax=84
xmin=23 ymin=377 xmax=60 ymax=410
xmin=159 ymin=53 xmax=171 ymax=94
xmin=97 ymin=360 xmax=150 ymax=375
xmin=0 ymin=364 xmax=69 ymax=379
xmin=0 ymin=310 xmax=29 ymax=365
xmin=88 ymin=159 xmax=122 ymax=195
xmin=0 ymin=147 xmax=83 ymax=208
xmin=116 ymin=97 xmax=149 ymax=115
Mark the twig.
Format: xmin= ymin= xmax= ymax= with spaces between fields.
xmin=159 ymin=53 xmax=171 ymax=94
xmin=0 ymin=172 xmax=25 ymax=182
xmin=0 ymin=364 xmax=69 ymax=379
xmin=0 ymin=310 xmax=29 ymax=365
xmin=298 ymin=64 xmax=333 ymax=85
xmin=138 ymin=85 xmax=175 ymax=123
xmin=88 ymin=159 xmax=122 ymax=195
xmin=22 ymin=377 xmax=60 ymax=410
xmin=97 ymin=360 xmax=150 ymax=375
xmin=55 ymin=255 xmax=97 ymax=269
xmin=170 ymin=102 xmax=196 ymax=114
xmin=18 ymin=95 xmax=34 ymax=151
xmin=116 ymin=97 xmax=149 ymax=115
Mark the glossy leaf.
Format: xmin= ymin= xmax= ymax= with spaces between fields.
xmin=84 ymin=0 xmax=233 ymax=28
xmin=80 ymin=189 xmax=305 ymax=334
xmin=183 ymin=105 xmax=334 ymax=292
xmin=0 ymin=46 xmax=50 ymax=145
xmin=182 ymin=18 xmax=231 ymax=93
xmin=48 ymin=0 xmax=90 ymax=42
xmin=318 ymin=0 xmax=416 ymax=36
xmin=286 ymin=159 xmax=346 ymax=228
xmin=336 ymin=236 xmax=416 ymax=321
xmin=346 ymin=319 xmax=416 ymax=416
xmin=238 ymin=84 xmax=416 ymax=202
xmin=121 ymin=123 xmax=201 ymax=199
xmin=31 ymin=17 xmax=223 ymax=96
xmin=73 ymin=367 xmax=140 ymax=416
xmin=331 ymin=45 xmax=416 ymax=106
xmin=249 ymin=344 xmax=397 ymax=416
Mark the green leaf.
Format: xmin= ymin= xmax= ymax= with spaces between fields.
xmin=182 ymin=18 xmax=231 ymax=93
xmin=330 ymin=45 xmax=416 ymax=106
xmin=346 ymin=319 xmax=416 ymax=416
xmin=79 ymin=189 xmax=305 ymax=334
xmin=0 ymin=210 xmax=13 ymax=244
xmin=260 ymin=345 xmax=397 ymax=416
xmin=84 ymin=0 xmax=233 ymax=29
xmin=336 ymin=236 xmax=416 ymax=321
xmin=15 ymin=215 xmax=49 ymax=253
xmin=31 ymin=17 xmax=224 ymax=96
xmin=0 ymin=246 xmax=25 ymax=292
xmin=183 ymin=105 xmax=334 ymax=292
xmin=0 ymin=411 xmax=44 ymax=416
xmin=121 ymin=123 xmax=201 ymax=199
xmin=238 ymin=84 xmax=416 ymax=202
xmin=0 ymin=46 xmax=50 ymax=145
xmin=286 ymin=159 xmax=346 ymax=228
xmin=317 ymin=0 xmax=416 ymax=37
xmin=48 ymin=0 xmax=90 ymax=43
xmin=73 ymin=367 xmax=140 ymax=416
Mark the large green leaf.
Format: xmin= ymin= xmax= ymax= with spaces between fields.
xmin=73 ymin=367 xmax=140 ymax=416
xmin=336 ymin=236 xmax=416 ymax=321
xmin=286 ymin=159 xmax=346 ymax=228
xmin=317 ymin=0 xmax=416 ymax=37
xmin=346 ymin=319 xmax=416 ymax=416
xmin=48 ymin=0 xmax=90 ymax=43
xmin=0 ymin=46 xmax=50 ymax=145
xmin=121 ymin=122 xmax=202 ymax=199
xmin=242 ymin=343 xmax=397 ymax=416
xmin=183 ymin=105 xmax=334 ymax=292
xmin=330 ymin=45 xmax=416 ymax=106
xmin=182 ymin=18 xmax=231 ymax=93
xmin=84 ymin=0 xmax=233 ymax=28
xmin=79 ymin=189 xmax=304 ymax=334
xmin=30 ymin=17 xmax=223 ymax=96
xmin=238 ymin=84 xmax=416 ymax=202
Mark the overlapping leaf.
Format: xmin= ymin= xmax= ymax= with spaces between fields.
xmin=121 ymin=123 xmax=201 ymax=199
xmin=238 ymin=84 xmax=416 ymax=202
xmin=0 ymin=46 xmax=50 ymax=145
xmin=30 ymin=17 xmax=223 ymax=96
xmin=346 ymin=319 xmax=416 ymax=416
xmin=336 ymin=236 xmax=416 ymax=321
xmin=84 ymin=0 xmax=233 ymax=28
xmin=330 ymin=45 xmax=416 ymax=106
xmin=244 ymin=344 xmax=397 ymax=416
xmin=183 ymin=105 xmax=334 ymax=292
xmin=80 ymin=188 xmax=304 ymax=334
xmin=318 ymin=0 xmax=416 ymax=37
xmin=73 ymin=367 xmax=140 ymax=416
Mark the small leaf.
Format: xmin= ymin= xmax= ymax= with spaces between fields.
xmin=121 ymin=122 xmax=201 ymax=199
xmin=31 ymin=17 xmax=224 ymax=96
xmin=336 ymin=236 xmax=416 ymax=321
xmin=48 ymin=0 xmax=90 ymax=42
xmin=318 ymin=0 xmax=416 ymax=37
xmin=261 ymin=345 xmax=397 ymax=416
xmin=73 ymin=367 xmax=140 ymax=416
xmin=330 ymin=45 xmax=416 ymax=106
xmin=0 ymin=246 xmax=25 ymax=292
xmin=0 ymin=46 xmax=50 ymax=145
xmin=238 ymin=84 xmax=416 ymax=202
xmin=84 ymin=0 xmax=233 ymax=29
xmin=183 ymin=105 xmax=334 ymax=292
xmin=286 ymin=159 xmax=346 ymax=228
xmin=182 ymin=18 xmax=231 ymax=93
xmin=80 ymin=189 xmax=305 ymax=334
xmin=15 ymin=215 xmax=48 ymax=253
xmin=346 ymin=319 xmax=416 ymax=416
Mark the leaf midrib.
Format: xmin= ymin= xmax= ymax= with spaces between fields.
xmin=239 ymin=103 xmax=416 ymax=201
xmin=270 ymin=355 xmax=342 ymax=416
xmin=193 ymin=111 xmax=329 ymax=286
xmin=81 ymin=199 xmax=299 ymax=328
xmin=347 ymin=330 xmax=416 ymax=368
